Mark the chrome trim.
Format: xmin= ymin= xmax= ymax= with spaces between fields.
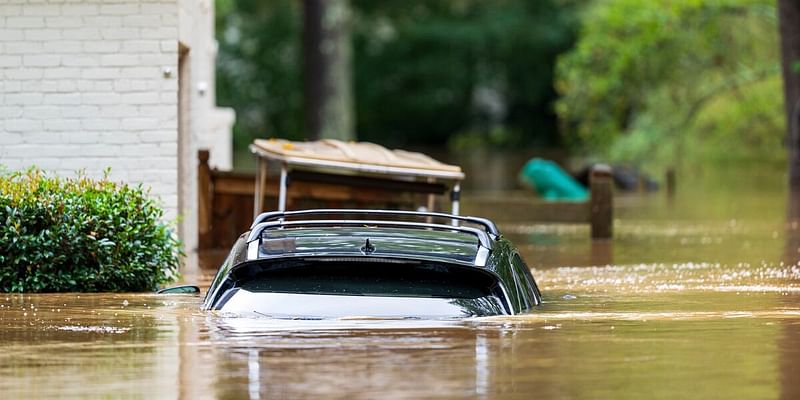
xmin=243 ymin=252 xmax=479 ymax=268
xmin=250 ymin=208 xmax=500 ymax=237
xmin=497 ymin=282 xmax=516 ymax=315
xmin=247 ymin=219 xmax=493 ymax=249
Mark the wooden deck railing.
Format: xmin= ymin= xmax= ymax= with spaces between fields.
xmin=198 ymin=151 xmax=618 ymax=249
xmin=198 ymin=150 xmax=438 ymax=249
xmin=527 ymin=165 xmax=613 ymax=239
xmin=463 ymin=165 xmax=614 ymax=240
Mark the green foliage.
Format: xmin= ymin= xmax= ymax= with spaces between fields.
xmin=556 ymin=0 xmax=783 ymax=165
xmin=215 ymin=0 xmax=579 ymax=149
xmin=353 ymin=0 xmax=578 ymax=148
xmin=0 ymin=169 xmax=181 ymax=293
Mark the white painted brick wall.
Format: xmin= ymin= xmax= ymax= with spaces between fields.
xmin=0 ymin=0 xmax=180 ymax=220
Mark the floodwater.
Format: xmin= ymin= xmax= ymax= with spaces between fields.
xmin=2 ymin=163 xmax=800 ymax=399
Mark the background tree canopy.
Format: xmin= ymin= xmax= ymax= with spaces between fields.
xmin=216 ymin=0 xmax=786 ymax=168
xmin=215 ymin=0 xmax=578 ymax=152
xmin=556 ymin=0 xmax=784 ymax=165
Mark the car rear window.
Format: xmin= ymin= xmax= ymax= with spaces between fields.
xmin=235 ymin=260 xmax=499 ymax=300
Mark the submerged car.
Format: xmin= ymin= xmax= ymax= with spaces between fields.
xmin=202 ymin=209 xmax=541 ymax=319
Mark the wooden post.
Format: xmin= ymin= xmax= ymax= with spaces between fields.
xmin=590 ymin=240 xmax=613 ymax=266
xmin=666 ymin=168 xmax=676 ymax=198
xmin=778 ymin=0 xmax=800 ymax=190
xmin=197 ymin=150 xmax=213 ymax=250
xmin=589 ymin=164 xmax=613 ymax=240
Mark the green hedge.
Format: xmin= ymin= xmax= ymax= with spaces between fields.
xmin=0 ymin=168 xmax=182 ymax=292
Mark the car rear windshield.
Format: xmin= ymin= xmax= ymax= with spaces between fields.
xmin=234 ymin=259 xmax=499 ymax=300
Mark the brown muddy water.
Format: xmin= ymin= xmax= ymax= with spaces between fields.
xmin=2 ymin=164 xmax=800 ymax=399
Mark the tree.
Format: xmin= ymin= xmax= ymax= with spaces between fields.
xmin=779 ymin=0 xmax=800 ymax=188
xmin=303 ymin=0 xmax=355 ymax=141
xmin=216 ymin=1 xmax=579 ymax=149
xmin=352 ymin=0 xmax=578 ymax=147
xmin=556 ymin=0 xmax=783 ymax=165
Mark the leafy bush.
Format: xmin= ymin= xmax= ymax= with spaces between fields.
xmin=0 ymin=168 xmax=182 ymax=292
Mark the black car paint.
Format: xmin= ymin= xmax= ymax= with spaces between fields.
xmin=203 ymin=213 xmax=542 ymax=318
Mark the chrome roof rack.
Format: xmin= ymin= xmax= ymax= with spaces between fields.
xmin=247 ymin=219 xmax=494 ymax=249
xmin=250 ymin=209 xmax=501 ymax=238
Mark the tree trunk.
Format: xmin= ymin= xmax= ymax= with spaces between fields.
xmin=779 ymin=0 xmax=800 ymax=189
xmin=302 ymin=0 xmax=355 ymax=141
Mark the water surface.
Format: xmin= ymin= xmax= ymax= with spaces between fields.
xmin=2 ymin=164 xmax=799 ymax=399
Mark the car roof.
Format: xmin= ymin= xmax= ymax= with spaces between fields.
xmin=240 ymin=209 xmax=501 ymax=268
xmin=250 ymin=209 xmax=500 ymax=237
xmin=203 ymin=209 xmax=541 ymax=316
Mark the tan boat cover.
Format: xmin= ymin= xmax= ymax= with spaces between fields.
xmin=252 ymin=139 xmax=463 ymax=174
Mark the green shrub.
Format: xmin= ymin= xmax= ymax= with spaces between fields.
xmin=0 ymin=168 xmax=182 ymax=292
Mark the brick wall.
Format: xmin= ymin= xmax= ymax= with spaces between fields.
xmin=0 ymin=0 xmax=180 ymax=219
